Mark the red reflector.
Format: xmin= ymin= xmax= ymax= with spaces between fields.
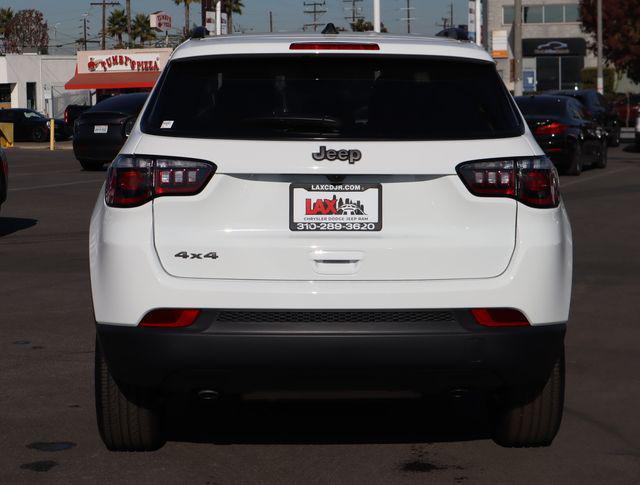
xmin=471 ymin=308 xmax=530 ymax=327
xmin=534 ymin=122 xmax=567 ymax=136
xmin=140 ymin=309 xmax=200 ymax=328
xmin=289 ymin=42 xmax=380 ymax=51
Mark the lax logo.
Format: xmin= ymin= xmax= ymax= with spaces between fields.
xmin=305 ymin=195 xmax=367 ymax=216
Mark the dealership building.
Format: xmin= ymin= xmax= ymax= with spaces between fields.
xmin=485 ymin=0 xmax=638 ymax=93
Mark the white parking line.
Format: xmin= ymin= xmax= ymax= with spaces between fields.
xmin=9 ymin=179 xmax=104 ymax=192
xmin=561 ymin=167 xmax=633 ymax=188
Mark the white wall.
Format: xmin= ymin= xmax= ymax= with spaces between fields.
xmin=0 ymin=54 xmax=84 ymax=115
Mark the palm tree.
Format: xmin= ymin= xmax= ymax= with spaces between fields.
xmin=223 ymin=0 xmax=244 ymax=35
xmin=0 ymin=7 xmax=14 ymax=37
xmin=131 ymin=13 xmax=156 ymax=46
xmin=107 ymin=8 xmax=127 ymax=47
xmin=174 ymin=0 xmax=200 ymax=37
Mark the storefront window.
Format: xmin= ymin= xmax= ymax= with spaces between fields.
xmin=545 ymin=5 xmax=564 ymax=23
xmin=560 ymin=56 xmax=584 ymax=90
xmin=0 ymin=84 xmax=11 ymax=103
xmin=503 ymin=6 xmax=514 ymax=24
xmin=564 ymin=4 xmax=580 ymax=22
xmin=537 ymin=57 xmax=560 ymax=91
xmin=524 ymin=6 xmax=543 ymax=23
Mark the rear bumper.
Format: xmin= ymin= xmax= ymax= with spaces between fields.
xmin=97 ymin=311 xmax=565 ymax=393
xmin=73 ymin=136 xmax=123 ymax=162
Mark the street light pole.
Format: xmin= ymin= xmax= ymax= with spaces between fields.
xmin=216 ymin=0 xmax=222 ymax=35
xmin=475 ymin=0 xmax=481 ymax=46
xmin=373 ymin=0 xmax=381 ymax=33
xmin=513 ymin=0 xmax=523 ymax=95
xmin=597 ymin=0 xmax=604 ymax=94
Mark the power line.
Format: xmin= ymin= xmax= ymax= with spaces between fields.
xmin=303 ymin=1 xmax=327 ymax=32
xmin=343 ymin=0 xmax=364 ymax=26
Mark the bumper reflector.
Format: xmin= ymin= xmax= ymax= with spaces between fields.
xmin=471 ymin=308 xmax=530 ymax=327
xmin=139 ymin=309 xmax=201 ymax=328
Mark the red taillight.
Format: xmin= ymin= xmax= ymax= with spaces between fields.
xmin=64 ymin=108 xmax=69 ymax=125
xmin=140 ymin=309 xmax=200 ymax=328
xmin=457 ymin=157 xmax=560 ymax=208
xmin=534 ymin=122 xmax=567 ymax=136
xmin=471 ymin=308 xmax=530 ymax=327
xmin=289 ymin=42 xmax=380 ymax=51
xmin=105 ymin=156 xmax=215 ymax=207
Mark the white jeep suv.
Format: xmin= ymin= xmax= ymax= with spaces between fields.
xmin=90 ymin=33 xmax=572 ymax=451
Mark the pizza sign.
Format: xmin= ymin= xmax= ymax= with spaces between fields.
xmin=87 ymin=54 xmax=161 ymax=73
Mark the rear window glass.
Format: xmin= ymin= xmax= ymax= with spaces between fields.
xmin=516 ymin=97 xmax=567 ymax=117
xmin=141 ymin=56 xmax=523 ymax=140
xmin=90 ymin=94 xmax=147 ymax=114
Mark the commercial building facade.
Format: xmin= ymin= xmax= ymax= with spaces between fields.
xmin=0 ymin=54 xmax=86 ymax=117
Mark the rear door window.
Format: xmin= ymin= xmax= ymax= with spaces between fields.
xmin=142 ymin=55 xmax=523 ymax=140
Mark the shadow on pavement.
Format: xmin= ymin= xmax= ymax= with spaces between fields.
xmin=0 ymin=217 xmax=38 ymax=237
xmin=163 ymin=393 xmax=492 ymax=446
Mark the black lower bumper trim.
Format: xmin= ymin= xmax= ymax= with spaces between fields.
xmin=97 ymin=309 xmax=565 ymax=393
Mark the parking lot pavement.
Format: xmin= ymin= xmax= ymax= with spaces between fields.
xmin=1 ymin=146 xmax=639 ymax=484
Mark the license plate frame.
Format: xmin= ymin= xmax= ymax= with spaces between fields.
xmin=289 ymin=183 xmax=382 ymax=232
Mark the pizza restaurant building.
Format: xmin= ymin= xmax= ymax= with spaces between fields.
xmin=65 ymin=48 xmax=172 ymax=101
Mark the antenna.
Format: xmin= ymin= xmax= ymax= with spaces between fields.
xmin=303 ymin=1 xmax=327 ymax=32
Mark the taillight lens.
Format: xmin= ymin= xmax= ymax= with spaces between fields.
xmin=457 ymin=157 xmax=560 ymax=208
xmin=534 ymin=122 xmax=567 ymax=136
xmin=471 ymin=308 xmax=530 ymax=327
xmin=139 ymin=309 xmax=201 ymax=328
xmin=105 ymin=155 xmax=215 ymax=208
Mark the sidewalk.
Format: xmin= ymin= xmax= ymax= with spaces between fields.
xmin=5 ymin=141 xmax=74 ymax=151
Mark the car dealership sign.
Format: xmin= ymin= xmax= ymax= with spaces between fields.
xmin=76 ymin=48 xmax=173 ymax=74
xmin=522 ymin=38 xmax=587 ymax=57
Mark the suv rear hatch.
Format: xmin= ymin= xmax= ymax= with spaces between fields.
xmin=140 ymin=54 xmax=526 ymax=281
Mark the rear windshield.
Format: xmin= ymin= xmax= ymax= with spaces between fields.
xmin=516 ymin=97 xmax=567 ymax=117
xmin=141 ymin=55 xmax=523 ymax=140
xmin=90 ymin=94 xmax=147 ymax=114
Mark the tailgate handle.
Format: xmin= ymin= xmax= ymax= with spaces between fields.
xmin=311 ymin=250 xmax=363 ymax=275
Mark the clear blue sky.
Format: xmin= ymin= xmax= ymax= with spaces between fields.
xmin=4 ymin=0 xmax=468 ymax=53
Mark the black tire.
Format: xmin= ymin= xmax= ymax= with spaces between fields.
xmin=565 ymin=144 xmax=582 ymax=176
xmin=31 ymin=127 xmax=48 ymax=143
xmin=608 ymin=126 xmax=621 ymax=147
xmin=79 ymin=159 xmax=104 ymax=171
xmin=492 ymin=350 xmax=565 ymax=448
xmin=595 ymin=141 xmax=608 ymax=169
xmin=95 ymin=338 xmax=165 ymax=452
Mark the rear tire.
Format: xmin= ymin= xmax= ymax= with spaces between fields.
xmin=565 ymin=144 xmax=582 ymax=176
xmin=608 ymin=126 xmax=621 ymax=147
xmin=95 ymin=338 xmax=165 ymax=452
xmin=79 ymin=159 xmax=104 ymax=171
xmin=595 ymin=142 xmax=608 ymax=169
xmin=492 ymin=350 xmax=565 ymax=448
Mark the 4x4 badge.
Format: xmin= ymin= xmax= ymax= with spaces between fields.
xmin=312 ymin=146 xmax=362 ymax=164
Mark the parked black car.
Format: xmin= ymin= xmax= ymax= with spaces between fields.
xmin=73 ymin=93 xmax=148 ymax=171
xmin=549 ymin=89 xmax=620 ymax=147
xmin=515 ymin=95 xmax=607 ymax=175
xmin=0 ymin=108 xmax=73 ymax=142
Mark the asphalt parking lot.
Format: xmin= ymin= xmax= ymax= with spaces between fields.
xmin=1 ymin=145 xmax=639 ymax=484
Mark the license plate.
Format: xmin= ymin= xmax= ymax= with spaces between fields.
xmin=93 ymin=125 xmax=108 ymax=134
xmin=290 ymin=183 xmax=382 ymax=231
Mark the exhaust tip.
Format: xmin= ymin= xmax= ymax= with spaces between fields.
xmin=197 ymin=389 xmax=220 ymax=401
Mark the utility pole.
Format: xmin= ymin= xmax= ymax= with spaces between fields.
xmin=90 ymin=0 xmax=121 ymax=50
xmin=269 ymin=11 xmax=274 ymax=33
xmin=475 ymin=0 xmax=481 ymax=46
xmin=450 ymin=2 xmax=454 ymax=29
xmin=125 ymin=0 xmax=131 ymax=47
xmin=303 ymin=1 xmax=327 ymax=32
xmin=343 ymin=0 xmax=364 ymax=26
xmin=82 ymin=14 xmax=89 ymax=51
xmin=216 ymin=0 xmax=222 ymax=35
xmin=596 ymin=0 xmax=604 ymax=94
xmin=513 ymin=0 xmax=523 ymax=95
xmin=400 ymin=0 xmax=415 ymax=34
xmin=373 ymin=0 xmax=381 ymax=33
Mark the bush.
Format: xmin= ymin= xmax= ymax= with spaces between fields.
xmin=580 ymin=67 xmax=616 ymax=93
